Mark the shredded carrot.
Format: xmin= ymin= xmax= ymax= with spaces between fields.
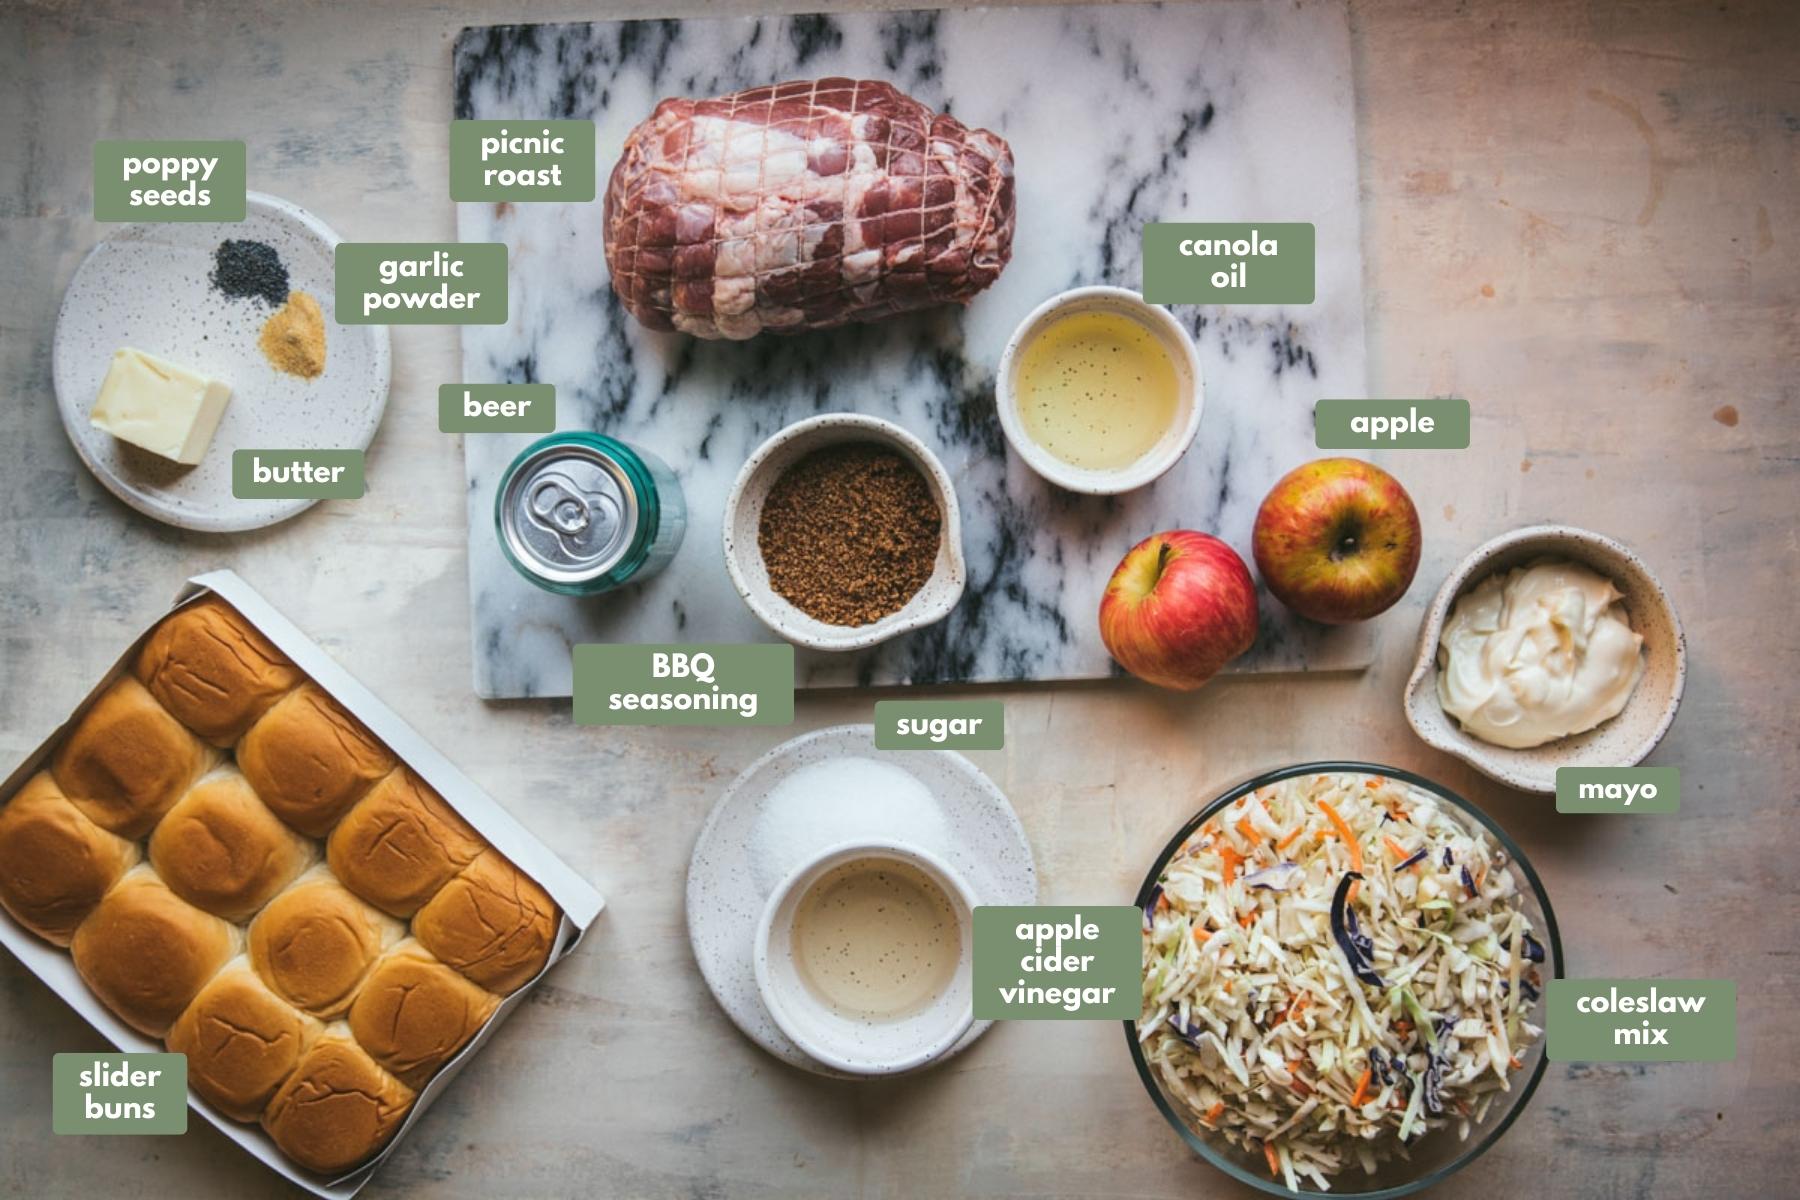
xmin=1274 ymin=993 xmax=1306 ymax=1027
xmin=1383 ymin=835 xmax=1409 ymax=862
xmin=1263 ymin=1141 xmax=1280 ymax=1177
xmin=1155 ymin=893 xmax=1170 ymax=912
xmin=1317 ymin=800 xmax=1363 ymax=872
xmin=1218 ymin=845 xmax=1245 ymax=884
xmin=1508 ymin=1055 xmax=1523 ymax=1071
xmin=1476 ymin=861 xmax=1489 ymax=892
xmin=1192 ymin=926 xmax=1207 ymax=944
xmin=1276 ymin=826 xmax=1304 ymax=851
xmin=1236 ymin=815 xmax=1258 ymax=843
xmin=1351 ymin=1067 xmax=1372 ymax=1107
xmin=1319 ymin=797 xmax=1363 ymax=901
xmin=1202 ymin=1101 xmax=1225 ymax=1127
xmin=1285 ymin=1061 xmax=1312 ymax=1096
xmin=1365 ymin=779 xmax=1379 ymax=788
xmin=1238 ymin=912 xmax=1255 ymax=928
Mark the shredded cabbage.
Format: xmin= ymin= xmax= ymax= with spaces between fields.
xmin=1138 ymin=772 xmax=1544 ymax=1190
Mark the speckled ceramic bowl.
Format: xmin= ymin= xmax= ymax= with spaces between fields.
xmin=754 ymin=837 xmax=977 ymax=1076
xmin=722 ymin=414 xmax=965 ymax=652
xmin=1404 ymin=525 xmax=1686 ymax=793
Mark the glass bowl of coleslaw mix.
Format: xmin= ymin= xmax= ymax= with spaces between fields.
xmin=1128 ymin=763 xmax=1560 ymax=1197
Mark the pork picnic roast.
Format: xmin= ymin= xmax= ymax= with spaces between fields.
xmin=603 ymin=78 xmax=1015 ymax=339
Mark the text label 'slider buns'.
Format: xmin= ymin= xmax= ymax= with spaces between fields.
xmin=51 ymin=676 xmax=219 ymax=839
xmin=238 ymin=684 xmax=396 ymax=837
xmin=261 ymin=1027 xmax=415 ymax=1176
xmin=70 ymin=867 xmax=240 ymax=1037
xmin=166 ymin=956 xmax=325 ymax=1122
xmin=328 ymin=768 xmax=484 ymax=917
xmin=134 ymin=596 xmax=304 ymax=746
xmin=249 ymin=869 xmax=404 ymax=1018
xmin=413 ymin=852 xmax=557 ymax=994
xmin=0 ymin=772 xmax=140 ymax=945
xmin=150 ymin=767 xmax=316 ymax=921
xmin=347 ymin=940 xmax=498 ymax=1086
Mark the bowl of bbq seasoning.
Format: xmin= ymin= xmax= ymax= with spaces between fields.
xmin=724 ymin=414 xmax=966 ymax=652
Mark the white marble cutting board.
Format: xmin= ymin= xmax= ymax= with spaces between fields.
xmin=454 ymin=1 xmax=1372 ymax=697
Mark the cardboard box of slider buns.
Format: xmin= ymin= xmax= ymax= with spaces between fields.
xmin=0 ymin=570 xmax=604 ymax=1197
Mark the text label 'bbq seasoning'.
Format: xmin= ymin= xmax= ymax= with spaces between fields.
xmin=757 ymin=444 xmax=942 ymax=627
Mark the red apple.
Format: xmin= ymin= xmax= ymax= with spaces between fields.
xmin=1251 ymin=458 xmax=1421 ymax=624
xmin=1099 ymin=531 xmax=1259 ymax=691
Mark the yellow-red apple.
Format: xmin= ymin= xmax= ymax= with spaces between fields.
xmin=1252 ymin=458 xmax=1421 ymax=624
xmin=1099 ymin=531 xmax=1258 ymax=690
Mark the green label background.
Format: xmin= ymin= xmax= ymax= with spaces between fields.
xmin=450 ymin=120 xmax=596 ymax=201
xmin=573 ymin=644 xmax=794 ymax=726
xmin=1556 ymin=767 xmax=1681 ymax=814
xmin=873 ymin=700 xmax=1004 ymax=750
xmin=335 ymin=242 xmax=508 ymax=325
xmin=973 ymin=906 xmax=1139 ymax=1020
xmin=93 ymin=140 xmax=246 ymax=222
xmin=1142 ymin=222 xmax=1315 ymax=304
xmin=439 ymin=384 xmax=557 ymax=433
xmin=1315 ymin=399 xmax=1471 ymax=449
xmin=53 ymin=1053 xmax=188 ymax=1134
xmin=231 ymin=449 xmax=365 ymax=499
xmin=1547 ymin=979 xmax=1735 ymax=1062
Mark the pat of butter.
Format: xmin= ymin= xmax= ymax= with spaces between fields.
xmin=89 ymin=348 xmax=232 ymax=465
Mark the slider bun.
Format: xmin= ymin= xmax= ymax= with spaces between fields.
xmin=348 ymin=940 xmax=498 ymax=1087
xmin=413 ymin=852 xmax=558 ymax=994
xmin=70 ymin=867 xmax=240 ymax=1037
xmin=167 ymin=956 xmax=324 ymax=1121
xmin=134 ymin=596 xmax=303 ymax=746
xmin=51 ymin=676 xmax=219 ymax=838
xmin=150 ymin=767 xmax=315 ymax=921
xmin=238 ymin=684 xmax=396 ymax=837
xmin=0 ymin=772 xmax=140 ymax=945
xmin=249 ymin=868 xmax=404 ymax=1018
xmin=261 ymin=1025 xmax=415 ymax=1176
xmin=328 ymin=769 xmax=484 ymax=917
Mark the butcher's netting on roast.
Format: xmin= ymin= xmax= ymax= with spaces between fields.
xmin=604 ymin=78 xmax=1014 ymax=336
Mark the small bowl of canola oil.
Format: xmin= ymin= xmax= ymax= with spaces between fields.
xmin=996 ymin=286 xmax=1202 ymax=495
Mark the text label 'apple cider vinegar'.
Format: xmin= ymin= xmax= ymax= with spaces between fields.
xmin=1014 ymin=311 xmax=1180 ymax=471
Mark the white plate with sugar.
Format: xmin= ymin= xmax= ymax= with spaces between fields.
xmin=686 ymin=723 xmax=1037 ymax=1077
xmin=52 ymin=192 xmax=390 ymax=532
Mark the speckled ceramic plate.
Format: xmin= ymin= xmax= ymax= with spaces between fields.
xmin=53 ymin=192 xmax=390 ymax=532
xmin=686 ymin=724 xmax=1037 ymax=1077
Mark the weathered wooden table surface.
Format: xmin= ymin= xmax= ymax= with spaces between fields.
xmin=2 ymin=1 xmax=1794 ymax=1197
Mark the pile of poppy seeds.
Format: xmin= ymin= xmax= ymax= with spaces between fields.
xmin=757 ymin=443 xmax=942 ymax=626
xmin=210 ymin=239 xmax=291 ymax=306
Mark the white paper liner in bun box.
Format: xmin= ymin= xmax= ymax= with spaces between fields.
xmin=0 ymin=570 xmax=605 ymax=1197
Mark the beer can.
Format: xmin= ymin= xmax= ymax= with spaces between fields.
xmin=495 ymin=432 xmax=687 ymax=595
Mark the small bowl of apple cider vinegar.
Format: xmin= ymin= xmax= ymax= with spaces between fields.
xmin=996 ymin=286 xmax=1202 ymax=494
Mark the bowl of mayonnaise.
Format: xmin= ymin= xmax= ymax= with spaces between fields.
xmin=1404 ymin=524 xmax=1686 ymax=793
